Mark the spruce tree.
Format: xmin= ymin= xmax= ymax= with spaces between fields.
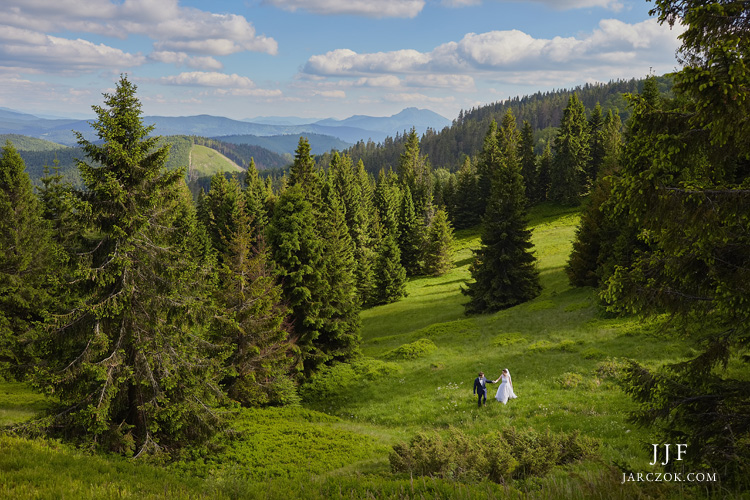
xmin=199 ymin=173 xmax=242 ymax=262
xmin=330 ymin=153 xmax=375 ymax=306
xmin=243 ymin=158 xmax=269 ymax=241
xmin=0 ymin=142 xmax=58 ymax=380
xmin=518 ymin=121 xmax=537 ymax=203
xmin=463 ymin=115 xmax=541 ymax=314
xmin=372 ymin=233 xmax=407 ymax=305
xmin=452 ymin=156 xmax=480 ymax=229
xmin=587 ymin=103 xmax=605 ymax=185
xmin=318 ymin=184 xmax=361 ymax=363
xmin=397 ymin=185 xmax=424 ymax=276
xmin=601 ymin=1 xmax=750 ymax=474
xmin=267 ymin=185 xmax=326 ymax=377
xmin=550 ymin=94 xmax=590 ymax=205
xmin=475 ymin=120 xmax=501 ymax=216
xmin=30 ymin=76 xmax=222 ymax=455
xmin=397 ymin=128 xmax=432 ymax=220
xmin=536 ymin=144 xmax=552 ymax=202
xmin=214 ymin=192 xmax=293 ymax=407
xmin=423 ymin=207 xmax=455 ymax=277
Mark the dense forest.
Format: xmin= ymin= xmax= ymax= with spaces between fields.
xmin=1 ymin=0 xmax=748 ymax=495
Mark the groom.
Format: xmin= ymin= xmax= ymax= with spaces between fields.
xmin=473 ymin=372 xmax=495 ymax=407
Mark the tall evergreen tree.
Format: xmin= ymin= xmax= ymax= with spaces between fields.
xmin=518 ymin=121 xmax=537 ymax=203
xmin=267 ymin=185 xmax=326 ymax=377
xmin=214 ymin=192 xmax=293 ymax=407
xmin=372 ymin=233 xmax=407 ymax=306
xmin=198 ymin=173 xmax=242 ymax=262
xmin=475 ymin=120 xmax=501 ymax=216
xmin=318 ymin=185 xmax=361 ymax=363
xmin=423 ymin=207 xmax=455 ymax=277
xmin=602 ymin=3 xmax=750 ymax=476
xmin=536 ymin=143 xmax=552 ymax=202
xmin=30 ymin=76 xmax=222 ymax=455
xmin=0 ymin=143 xmax=58 ymax=380
xmin=373 ymin=169 xmax=401 ymax=240
xmin=243 ymin=158 xmax=269 ymax=242
xmin=451 ymin=156 xmax=480 ymax=229
xmin=397 ymin=185 xmax=424 ymax=276
xmin=587 ymin=103 xmax=606 ymax=185
xmin=397 ymin=128 xmax=432 ymax=220
xmin=550 ymin=94 xmax=590 ymax=205
xmin=463 ymin=115 xmax=541 ymax=314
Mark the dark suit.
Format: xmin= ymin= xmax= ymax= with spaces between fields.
xmin=473 ymin=376 xmax=495 ymax=407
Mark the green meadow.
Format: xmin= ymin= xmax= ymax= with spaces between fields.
xmin=0 ymin=203 xmax=726 ymax=499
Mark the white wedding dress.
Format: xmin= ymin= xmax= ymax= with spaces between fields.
xmin=495 ymin=373 xmax=517 ymax=404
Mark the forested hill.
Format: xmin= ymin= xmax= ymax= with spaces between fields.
xmin=0 ymin=134 xmax=287 ymax=187
xmin=342 ymin=76 xmax=672 ymax=174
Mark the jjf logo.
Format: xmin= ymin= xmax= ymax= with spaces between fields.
xmin=650 ymin=443 xmax=687 ymax=466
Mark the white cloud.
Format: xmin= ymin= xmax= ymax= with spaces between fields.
xmin=303 ymin=18 xmax=682 ymax=79
xmin=304 ymin=48 xmax=431 ymax=76
xmin=161 ymin=71 xmax=257 ymax=88
xmin=312 ymin=89 xmax=347 ymax=98
xmin=0 ymin=26 xmax=146 ymax=72
xmin=442 ymin=0 xmax=623 ymax=10
xmin=384 ymin=93 xmax=456 ymax=104
xmin=263 ymin=0 xmax=425 ymax=18
xmin=1 ymin=0 xmax=277 ymax=74
xmin=149 ymin=51 xmax=223 ymax=71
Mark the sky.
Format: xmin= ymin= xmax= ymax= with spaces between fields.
xmin=0 ymin=0 xmax=685 ymax=122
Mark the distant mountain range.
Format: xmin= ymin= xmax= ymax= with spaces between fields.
xmin=0 ymin=107 xmax=451 ymax=154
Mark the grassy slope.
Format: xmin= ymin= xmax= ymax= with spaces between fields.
xmin=0 ymin=203 xmax=710 ymax=498
xmin=188 ymin=144 xmax=244 ymax=177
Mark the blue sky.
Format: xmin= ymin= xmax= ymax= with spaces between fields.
xmin=0 ymin=0 xmax=684 ymax=121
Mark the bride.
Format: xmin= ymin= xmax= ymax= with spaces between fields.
xmin=494 ymin=369 xmax=517 ymax=404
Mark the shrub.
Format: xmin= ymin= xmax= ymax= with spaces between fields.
xmin=384 ymin=338 xmax=437 ymax=360
xmin=582 ymin=347 xmax=605 ymax=359
xmin=389 ymin=428 xmax=517 ymax=484
xmin=390 ymin=427 xmax=598 ymax=484
xmin=594 ymin=357 xmax=630 ymax=381
xmin=527 ymin=340 xmax=555 ymax=352
xmin=555 ymin=372 xmax=583 ymax=389
xmin=491 ymin=333 xmax=527 ymax=347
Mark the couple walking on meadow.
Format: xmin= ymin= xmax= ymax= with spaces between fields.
xmin=473 ymin=369 xmax=516 ymax=407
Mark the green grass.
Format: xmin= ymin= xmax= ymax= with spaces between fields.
xmin=188 ymin=144 xmax=244 ymax=177
xmin=0 ymin=202 xmax=736 ymax=499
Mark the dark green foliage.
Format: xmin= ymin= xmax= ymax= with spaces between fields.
xmin=0 ymin=142 xmax=57 ymax=380
xmin=288 ymin=136 xmax=321 ymax=202
xmin=450 ymin=157 xmax=480 ymax=229
xmin=463 ymin=114 xmax=541 ymax=314
xmin=519 ymin=121 xmax=537 ymax=201
xmin=587 ymin=103 xmax=606 ymax=184
xmin=389 ymin=427 xmax=599 ymax=484
xmin=397 ymin=128 xmax=433 ymax=220
xmin=535 ymin=144 xmax=552 ymax=202
xmin=29 ymin=76 xmax=223 ymax=455
xmin=330 ymin=153 xmax=375 ymax=306
xmin=600 ymin=2 xmax=750 ymax=483
xmin=423 ymin=207 xmax=454 ymax=276
xmin=197 ymin=173 xmax=242 ymax=262
xmin=214 ymin=191 xmax=294 ymax=407
xmin=372 ymin=233 xmax=407 ymax=305
xmin=267 ymin=185 xmax=326 ymax=377
xmin=397 ymin=186 xmax=424 ymax=276
xmin=373 ymin=169 xmax=401 ymax=239
xmin=550 ymin=94 xmax=590 ymax=205
xmin=475 ymin=119 xmax=500 ymax=217
xmin=242 ymin=158 xmax=269 ymax=241
xmin=318 ymin=185 xmax=362 ymax=364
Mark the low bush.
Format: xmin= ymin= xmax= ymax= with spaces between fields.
xmin=594 ymin=357 xmax=630 ymax=381
xmin=555 ymin=372 xmax=583 ymax=389
xmin=384 ymin=338 xmax=437 ymax=360
xmin=389 ymin=427 xmax=599 ymax=484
